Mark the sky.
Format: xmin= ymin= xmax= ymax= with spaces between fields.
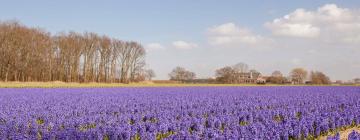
xmin=1 ymin=0 xmax=359 ymax=81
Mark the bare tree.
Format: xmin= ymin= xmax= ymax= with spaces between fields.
xmin=268 ymin=70 xmax=286 ymax=84
xmin=169 ymin=67 xmax=196 ymax=82
xmin=0 ymin=20 xmax=148 ymax=83
xmin=118 ymin=42 xmax=133 ymax=83
xmin=128 ymin=43 xmax=146 ymax=82
xmin=145 ymin=69 xmax=156 ymax=81
xmin=215 ymin=66 xmax=236 ymax=84
xmin=233 ymin=62 xmax=248 ymax=73
xmin=271 ymin=70 xmax=283 ymax=77
xmin=290 ymin=68 xmax=308 ymax=84
xmin=310 ymin=71 xmax=331 ymax=84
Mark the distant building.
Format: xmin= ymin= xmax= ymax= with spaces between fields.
xmin=256 ymin=77 xmax=266 ymax=84
xmin=234 ymin=71 xmax=262 ymax=84
xmin=334 ymin=80 xmax=343 ymax=84
xmin=354 ymin=78 xmax=360 ymax=84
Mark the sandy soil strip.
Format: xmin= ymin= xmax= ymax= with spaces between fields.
xmin=320 ymin=128 xmax=360 ymax=140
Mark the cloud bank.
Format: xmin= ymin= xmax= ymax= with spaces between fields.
xmin=207 ymin=23 xmax=271 ymax=47
xmin=172 ymin=41 xmax=198 ymax=50
xmin=145 ymin=43 xmax=165 ymax=51
xmin=265 ymin=4 xmax=360 ymax=44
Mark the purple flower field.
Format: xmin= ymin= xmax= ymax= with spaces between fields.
xmin=0 ymin=86 xmax=360 ymax=139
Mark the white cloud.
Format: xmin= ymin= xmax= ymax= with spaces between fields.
xmin=172 ymin=41 xmax=198 ymax=50
xmin=267 ymin=23 xmax=320 ymax=38
xmin=145 ymin=43 xmax=165 ymax=51
xmin=207 ymin=22 xmax=271 ymax=47
xmin=265 ymin=4 xmax=360 ymax=44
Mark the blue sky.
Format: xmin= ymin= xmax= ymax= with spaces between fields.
xmin=1 ymin=0 xmax=360 ymax=80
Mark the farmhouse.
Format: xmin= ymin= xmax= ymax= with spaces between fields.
xmin=256 ymin=77 xmax=267 ymax=84
xmin=233 ymin=71 xmax=263 ymax=84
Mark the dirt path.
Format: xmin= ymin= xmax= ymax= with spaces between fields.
xmin=319 ymin=128 xmax=360 ymax=140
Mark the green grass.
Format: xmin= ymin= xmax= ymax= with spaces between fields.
xmin=0 ymin=81 xmax=358 ymax=88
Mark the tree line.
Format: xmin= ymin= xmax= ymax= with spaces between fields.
xmin=0 ymin=20 xmax=152 ymax=83
xmin=215 ymin=63 xmax=261 ymax=84
xmin=169 ymin=63 xmax=332 ymax=85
